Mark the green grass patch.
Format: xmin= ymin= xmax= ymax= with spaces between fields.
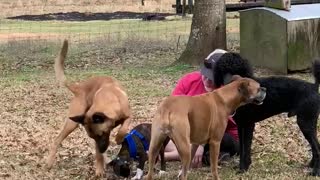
xmin=0 ymin=19 xmax=192 ymax=40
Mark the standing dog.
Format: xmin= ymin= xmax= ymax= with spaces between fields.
xmin=46 ymin=40 xmax=131 ymax=176
xmin=109 ymin=123 xmax=170 ymax=179
xmin=144 ymin=75 xmax=266 ymax=180
xmin=212 ymin=52 xmax=320 ymax=176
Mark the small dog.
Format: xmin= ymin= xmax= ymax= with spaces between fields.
xmin=212 ymin=52 xmax=320 ymax=176
xmin=145 ymin=75 xmax=266 ymax=180
xmin=46 ymin=40 xmax=132 ymax=176
xmin=109 ymin=123 xmax=170 ymax=179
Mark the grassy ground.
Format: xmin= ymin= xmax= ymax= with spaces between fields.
xmin=1 ymin=41 xmax=320 ymax=180
xmin=0 ymin=15 xmax=238 ymax=42
xmin=1 ymin=13 xmax=320 ymax=180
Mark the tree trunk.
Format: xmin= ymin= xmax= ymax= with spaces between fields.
xmin=176 ymin=0 xmax=226 ymax=65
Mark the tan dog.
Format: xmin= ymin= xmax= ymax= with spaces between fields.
xmin=46 ymin=40 xmax=131 ymax=176
xmin=144 ymin=75 xmax=266 ymax=180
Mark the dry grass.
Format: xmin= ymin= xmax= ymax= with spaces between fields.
xmin=1 ymin=39 xmax=320 ymax=180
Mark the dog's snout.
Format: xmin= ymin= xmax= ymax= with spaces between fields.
xmin=260 ymin=87 xmax=267 ymax=92
xmin=96 ymin=138 xmax=109 ymax=153
xmin=112 ymin=157 xmax=131 ymax=177
xmin=259 ymin=87 xmax=267 ymax=98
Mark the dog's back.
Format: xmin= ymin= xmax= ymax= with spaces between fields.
xmin=213 ymin=52 xmax=320 ymax=121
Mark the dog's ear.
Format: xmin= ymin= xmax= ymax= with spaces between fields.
xmin=231 ymin=75 xmax=242 ymax=81
xmin=69 ymin=115 xmax=85 ymax=125
xmin=238 ymin=81 xmax=250 ymax=98
xmin=203 ymin=59 xmax=211 ymax=69
xmin=92 ymin=112 xmax=107 ymax=124
xmin=224 ymin=74 xmax=242 ymax=85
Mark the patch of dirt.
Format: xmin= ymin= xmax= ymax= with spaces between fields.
xmin=0 ymin=33 xmax=60 ymax=41
xmin=7 ymin=11 xmax=175 ymax=21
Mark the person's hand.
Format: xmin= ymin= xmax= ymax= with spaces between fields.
xmin=191 ymin=145 xmax=204 ymax=168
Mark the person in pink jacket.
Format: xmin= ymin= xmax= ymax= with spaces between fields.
xmin=164 ymin=49 xmax=239 ymax=168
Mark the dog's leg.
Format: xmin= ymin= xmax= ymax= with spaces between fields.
xmin=159 ymin=143 xmax=167 ymax=172
xmin=171 ymin=129 xmax=191 ymax=180
xmin=144 ymin=130 xmax=167 ymax=180
xmin=209 ymin=140 xmax=221 ymax=180
xmin=190 ymin=144 xmax=199 ymax=161
xmin=95 ymin=144 xmax=105 ymax=177
xmin=115 ymin=116 xmax=131 ymax=145
xmin=132 ymin=152 xmax=148 ymax=180
xmin=238 ymin=123 xmax=255 ymax=173
xmin=297 ymin=114 xmax=320 ymax=176
xmin=46 ymin=119 xmax=79 ymax=168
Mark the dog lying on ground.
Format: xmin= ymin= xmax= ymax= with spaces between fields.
xmin=46 ymin=40 xmax=132 ymax=176
xmin=211 ymin=52 xmax=320 ymax=176
xmin=108 ymin=123 xmax=170 ymax=179
xmin=144 ymin=75 xmax=266 ymax=180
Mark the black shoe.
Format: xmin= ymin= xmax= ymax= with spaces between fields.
xmin=202 ymin=151 xmax=231 ymax=166
xmin=218 ymin=152 xmax=231 ymax=164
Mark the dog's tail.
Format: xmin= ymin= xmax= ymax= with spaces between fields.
xmin=312 ymin=59 xmax=320 ymax=90
xmin=54 ymin=39 xmax=80 ymax=95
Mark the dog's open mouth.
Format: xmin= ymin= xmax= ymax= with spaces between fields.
xmin=253 ymin=98 xmax=264 ymax=105
xmin=253 ymin=90 xmax=266 ymax=105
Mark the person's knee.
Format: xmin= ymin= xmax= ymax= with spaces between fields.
xmin=164 ymin=140 xmax=180 ymax=161
xmin=220 ymin=133 xmax=239 ymax=156
xmin=165 ymin=140 xmax=176 ymax=152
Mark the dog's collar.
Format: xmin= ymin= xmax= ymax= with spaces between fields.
xmin=124 ymin=129 xmax=149 ymax=160
xmin=229 ymin=110 xmax=236 ymax=118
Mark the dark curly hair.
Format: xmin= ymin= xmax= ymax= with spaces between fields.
xmin=213 ymin=52 xmax=254 ymax=87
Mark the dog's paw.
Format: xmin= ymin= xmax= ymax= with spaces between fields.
xmin=131 ymin=168 xmax=143 ymax=180
xmin=44 ymin=157 xmax=55 ymax=170
xmin=308 ymin=159 xmax=315 ymax=168
xmin=177 ymin=170 xmax=183 ymax=179
xmin=95 ymin=168 xmax=104 ymax=177
xmin=158 ymin=170 xmax=166 ymax=176
xmin=236 ymin=169 xmax=247 ymax=174
xmin=310 ymin=169 xmax=320 ymax=176
xmin=142 ymin=174 xmax=151 ymax=180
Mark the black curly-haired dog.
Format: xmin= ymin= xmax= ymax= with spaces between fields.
xmin=206 ymin=52 xmax=320 ymax=176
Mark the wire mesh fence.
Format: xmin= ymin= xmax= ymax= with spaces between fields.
xmin=0 ymin=0 xmax=194 ymax=73
xmin=0 ymin=0 xmax=240 ymax=74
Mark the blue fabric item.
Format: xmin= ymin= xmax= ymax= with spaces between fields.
xmin=131 ymin=130 xmax=149 ymax=152
xmin=124 ymin=129 xmax=149 ymax=159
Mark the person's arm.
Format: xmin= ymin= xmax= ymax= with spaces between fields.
xmin=171 ymin=76 xmax=187 ymax=96
xmin=191 ymin=144 xmax=204 ymax=168
xmin=225 ymin=116 xmax=239 ymax=141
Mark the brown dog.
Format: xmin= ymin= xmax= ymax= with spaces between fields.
xmin=144 ymin=75 xmax=266 ymax=180
xmin=46 ymin=40 xmax=131 ymax=176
